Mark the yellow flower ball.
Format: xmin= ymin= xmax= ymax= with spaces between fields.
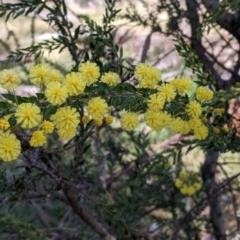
xmin=175 ymin=179 xmax=183 ymax=188
xmin=101 ymin=72 xmax=120 ymax=86
xmin=57 ymin=128 xmax=77 ymax=140
xmin=120 ymin=112 xmax=139 ymax=131
xmin=170 ymin=77 xmax=193 ymax=94
xmin=201 ymin=117 xmax=208 ymax=123
xmin=0 ymin=69 xmax=21 ymax=90
xmin=87 ymin=97 xmax=108 ymax=120
xmin=158 ymin=111 xmax=171 ymax=128
xmin=0 ymin=119 xmax=10 ymax=130
xmin=82 ymin=115 xmax=91 ymax=124
xmin=45 ymin=82 xmax=68 ymax=105
xmin=213 ymin=127 xmax=220 ymax=135
xmin=147 ymin=66 xmax=162 ymax=83
xmin=65 ymin=72 xmax=86 ymax=96
xmin=0 ymin=133 xmax=21 ymax=161
xmin=223 ymin=126 xmax=229 ymax=132
xmin=144 ymin=111 xmax=162 ymax=131
xmin=179 ymin=171 xmax=187 ymax=180
xmin=189 ymin=117 xmax=203 ymax=130
xmin=78 ymin=61 xmax=100 ymax=85
xmin=138 ymin=66 xmax=161 ymax=88
xmin=186 ymin=186 xmax=196 ymax=196
xmin=15 ymin=103 xmax=42 ymax=129
xmin=44 ymin=69 xmax=64 ymax=85
xmin=30 ymin=130 xmax=46 ymax=147
xmin=169 ymin=117 xmax=183 ymax=133
xmin=214 ymin=108 xmax=224 ymax=116
xmin=94 ymin=118 xmax=103 ymax=127
xmin=157 ymin=84 xmax=176 ymax=102
xmin=180 ymin=185 xmax=188 ymax=195
xmin=196 ymin=86 xmax=214 ymax=102
xmin=147 ymin=94 xmax=165 ymax=111
xmin=186 ymin=100 xmax=202 ymax=118
xmin=41 ymin=121 xmax=54 ymax=134
xmin=51 ymin=106 xmax=80 ymax=130
xmin=193 ymin=182 xmax=202 ymax=191
xmin=29 ymin=63 xmax=51 ymax=86
xmin=134 ymin=63 xmax=151 ymax=81
xmin=194 ymin=125 xmax=208 ymax=140
xmin=178 ymin=121 xmax=191 ymax=135
xmin=105 ymin=115 xmax=114 ymax=125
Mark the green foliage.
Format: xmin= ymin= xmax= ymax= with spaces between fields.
xmin=0 ymin=0 xmax=239 ymax=239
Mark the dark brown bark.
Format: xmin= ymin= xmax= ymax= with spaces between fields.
xmin=62 ymin=183 xmax=115 ymax=240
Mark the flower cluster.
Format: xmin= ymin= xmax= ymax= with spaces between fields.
xmin=134 ymin=63 xmax=162 ymax=88
xmin=175 ymin=170 xmax=202 ymax=196
xmin=0 ymin=62 xmax=112 ymax=161
xmin=0 ymin=61 xmax=216 ymax=162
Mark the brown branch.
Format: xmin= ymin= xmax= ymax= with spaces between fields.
xmin=24 ymin=149 xmax=115 ymax=240
xmin=62 ymin=183 xmax=115 ymax=240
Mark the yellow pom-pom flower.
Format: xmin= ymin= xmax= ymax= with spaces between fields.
xmin=0 ymin=119 xmax=10 ymax=130
xmin=213 ymin=127 xmax=220 ymax=135
xmin=158 ymin=111 xmax=171 ymax=128
xmin=169 ymin=117 xmax=183 ymax=133
xmin=137 ymin=66 xmax=161 ymax=88
xmin=148 ymin=66 xmax=162 ymax=84
xmin=186 ymin=100 xmax=202 ymax=118
xmin=101 ymin=72 xmax=120 ymax=86
xmin=0 ymin=133 xmax=21 ymax=161
xmin=157 ymin=84 xmax=176 ymax=102
xmin=51 ymin=106 xmax=80 ymax=130
xmin=180 ymin=185 xmax=189 ymax=195
xmin=178 ymin=121 xmax=191 ymax=135
xmin=105 ymin=115 xmax=114 ymax=125
xmin=186 ymin=186 xmax=196 ymax=196
xmin=134 ymin=63 xmax=151 ymax=81
xmin=87 ymin=97 xmax=108 ymax=120
xmin=201 ymin=117 xmax=208 ymax=123
xmin=179 ymin=171 xmax=187 ymax=179
xmin=194 ymin=125 xmax=208 ymax=140
xmin=120 ymin=112 xmax=139 ymax=131
xmin=139 ymin=78 xmax=154 ymax=88
xmin=78 ymin=61 xmax=100 ymax=85
xmin=94 ymin=118 xmax=103 ymax=127
xmin=82 ymin=115 xmax=91 ymax=124
xmin=144 ymin=111 xmax=162 ymax=131
xmin=145 ymin=111 xmax=171 ymax=130
xmin=189 ymin=117 xmax=203 ymax=130
xmin=41 ymin=120 xmax=54 ymax=134
xmin=57 ymin=128 xmax=76 ymax=140
xmin=196 ymin=86 xmax=213 ymax=102
xmin=44 ymin=69 xmax=64 ymax=85
xmin=45 ymin=82 xmax=68 ymax=106
xmin=65 ymin=72 xmax=86 ymax=96
xmin=193 ymin=182 xmax=201 ymax=191
xmin=170 ymin=77 xmax=193 ymax=95
xmin=15 ymin=103 xmax=42 ymax=129
xmin=29 ymin=63 xmax=50 ymax=86
xmin=175 ymin=179 xmax=183 ymax=188
xmin=147 ymin=94 xmax=165 ymax=111
xmin=30 ymin=130 xmax=46 ymax=147
xmin=0 ymin=69 xmax=21 ymax=90
xmin=214 ymin=108 xmax=224 ymax=116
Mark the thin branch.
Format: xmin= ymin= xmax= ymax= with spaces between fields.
xmin=62 ymin=183 xmax=115 ymax=240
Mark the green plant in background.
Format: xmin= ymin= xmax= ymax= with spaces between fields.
xmin=0 ymin=0 xmax=240 ymax=239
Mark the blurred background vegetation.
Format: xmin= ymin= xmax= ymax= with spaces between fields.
xmin=0 ymin=0 xmax=240 ymax=239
